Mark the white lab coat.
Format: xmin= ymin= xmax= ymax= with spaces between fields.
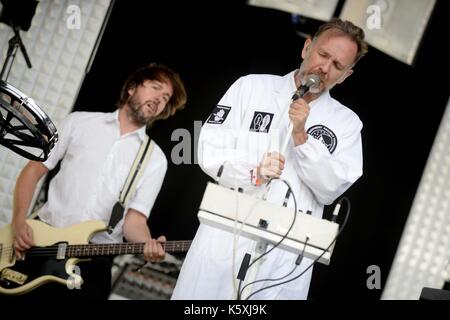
xmin=172 ymin=71 xmax=363 ymax=300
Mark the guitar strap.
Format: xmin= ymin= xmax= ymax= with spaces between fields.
xmin=107 ymin=134 xmax=155 ymax=234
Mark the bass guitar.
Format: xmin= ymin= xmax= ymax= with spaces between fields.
xmin=0 ymin=219 xmax=191 ymax=295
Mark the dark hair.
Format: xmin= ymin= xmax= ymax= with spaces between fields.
xmin=118 ymin=63 xmax=187 ymax=126
xmin=313 ymin=18 xmax=368 ymax=65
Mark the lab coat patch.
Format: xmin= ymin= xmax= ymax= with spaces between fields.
xmin=307 ymin=125 xmax=338 ymax=154
xmin=249 ymin=111 xmax=274 ymax=133
xmin=207 ymin=105 xmax=231 ymax=124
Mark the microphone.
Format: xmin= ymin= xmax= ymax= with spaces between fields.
xmin=292 ymin=74 xmax=320 ymax=101
xmin=280 ymin=74 xmax=320 ymax=154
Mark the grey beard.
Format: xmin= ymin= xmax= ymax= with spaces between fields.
xmin=127 ymin=97 xmax=151 ymax=127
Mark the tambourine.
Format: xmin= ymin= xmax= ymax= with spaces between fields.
xmin=0 ymin=81 xmax=58 ymax=161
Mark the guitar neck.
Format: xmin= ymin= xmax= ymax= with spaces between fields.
xmin=66 ymin=240 xmax=191 ymax=258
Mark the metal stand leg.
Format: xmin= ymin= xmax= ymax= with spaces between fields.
xmin=0 ymin=26 xmax=32 ymax=82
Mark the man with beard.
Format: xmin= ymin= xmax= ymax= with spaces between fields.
xmin=172 ymin=18 xmax=367 ymax=300
xmin=11 ymin=63 xmax=187 ymax=299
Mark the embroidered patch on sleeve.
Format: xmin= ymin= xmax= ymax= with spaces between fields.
xmin=249 ymin=111 xmax=274 ymax=133
xmin=206 ymin=105 xmax=231 ymax=124
xmin=307 ymin=125 xmax=338 ymax=154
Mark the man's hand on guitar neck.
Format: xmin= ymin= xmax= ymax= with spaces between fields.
xmin=123 ymin=209 xmax=166 ymax=263
xmin=144 ymin=236 xmax=166 ymax=263
xmin=12 ymin=219 xmax=35 ymax=259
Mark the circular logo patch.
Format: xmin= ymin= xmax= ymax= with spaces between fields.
xmin=307 ymin=125 xmax=338 ymax=154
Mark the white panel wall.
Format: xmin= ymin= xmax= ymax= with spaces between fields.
xmin=0 ymin=0 xmax=112 ymax=227
xmin=249 ymin=0 xmax=339 ymax=21
xmin=340 ymin=0 xmax=436 ymax=65
xmin=382 ymin=97 xmax=450 ymax=299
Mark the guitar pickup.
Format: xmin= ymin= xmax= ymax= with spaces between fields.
xmin=56 ymin=243 xmax=68 ymax=260
xmin=1 ymin=268 xmax=28 ymax=285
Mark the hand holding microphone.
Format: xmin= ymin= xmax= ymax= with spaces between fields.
xmin=281 ymin=74 xmax=320 ymax=154
xmin=289 ymin=99 xmax=310 ymax=145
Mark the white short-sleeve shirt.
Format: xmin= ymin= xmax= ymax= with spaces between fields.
xmin=38 ymin=110 xmax=167 ymax=243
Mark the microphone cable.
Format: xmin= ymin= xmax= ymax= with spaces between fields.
xmin=238 ymin=236 xmax=310 ymax=299
xmin=243 ymin=196 xmax=351 ymax=300
xmin=236 ymin=177 xmax=298 ymax=300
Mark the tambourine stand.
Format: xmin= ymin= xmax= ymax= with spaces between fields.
xmin=0 ymin=25 xmax=32 ymax=82
xmin=0 ymin=23 xmax=59 ymax=162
